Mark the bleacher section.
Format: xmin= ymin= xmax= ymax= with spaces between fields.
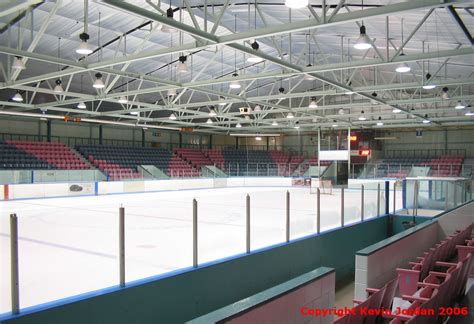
xmin=167 ymin=154 xmax=200 ymax=177
xmin=374 ymin=158 xmax=428 ymax=178
xmin=373 ymin=155 xmax=464 ymax=178
xmin=202 ymin=149 xmax=225 ymax=169
xmin=428 ymin=155 xmax=464 ymax=177
xmin=8 ymin=140 xmax=90 ymax=170
xmin=269 ymin=150 xmax=289 ymax=176
xmin=289 ymin=155 xmax=305 ymax=175
xmin=174 ymin=148 xmax=213 ymax=169
xmin=76 ymin=145 xmax=200 ymax=179
xmin=0 ymin=140 xmax=51 ymax=169
xmin=341 ymin=223 xmax=473 ymax=323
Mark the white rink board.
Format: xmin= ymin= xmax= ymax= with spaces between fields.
xmin=0 ymin=182 xmax=385 ymax=314
xmin=7 ymin=182 xmax=96 ymax=200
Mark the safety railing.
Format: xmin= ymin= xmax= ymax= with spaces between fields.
xmin=355 ymin=163 xmax=474 ymax=179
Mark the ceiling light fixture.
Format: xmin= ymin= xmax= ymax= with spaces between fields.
xmin=272 ymin=121 xmax=278 ymax=126
xmin=254 ymin=104 xmax=262 ymax=112
xmin=338 ymin=108 xmax=345 ymax=115
xmin=93 ymin=72 xmax=105 ymax=88
xmin=247 ymin=41 xmax=264 ymax=63
xmin=77 ymin=102 xmax=87 ymax=109
xmin=465 ymin=111 xmax=474 ymax=116
xmin=441 ymin=87 xmax=450 ymax=100
xmin=285 ymin=0 xmax=308 ymax=9
xmin=377 ymin=117 xmax=383 ymax=126
xmin=209 ymin=108 xmax=217 ymax=116
xmin=12 ymin=56 xmax=26 ymax=70
xmin=422 ymin=73 xmax=436 ymax=90
xmin=229 ymin=73 xmax=241 ymax=89
xmin=53 ymin=79 xmax=63 ymax=93
xmin=169 ymin=113 xmax=177 ymax=120
xmin=422 ymin=114 xmax=430 ymax=124
xmin=12 ymin=91 xmax=23 ymax=102
xmin=255 ymin=135 xmax=262 ymax=141
xmin=395 ymin=20 xmax=410 ymax=73
xmin=118 ymin=94 xmax=128 ymax=104
xmin=308 ymin=98 xmax=318 ymax=108
xmin=206 ymin=118 xmax=213 ymax=124
xmin=455 ymin=100 xmax=465 ymax=109
xmin=76 ymin=33 xmax=93 ymax=55
xmin=395 ymin=54 xmax=411 ymax=73
xmin=392 ymin=108 xmax=402 ymax=113
xmin=286 ymin=112 xmax=294 ymax=119
xmin=354 ymin=25 xmax=372 ymax=50
xmin=177 ymin=55 xmax=188 ymax=73
xmin=162 ymin=8 xmax=178 ymax=33
xmin=236 ymin=123 xmax=242 ymax=128
xmin=358 ymin=110 xmax=367 ymax=121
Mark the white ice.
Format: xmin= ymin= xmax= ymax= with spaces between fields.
xmin=0 ymin=184 xmax=397 ymax=314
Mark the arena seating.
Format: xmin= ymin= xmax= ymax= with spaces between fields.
xmin=167 ymin=154 xmax=200 ymax=177
xmin=202 ymin=149 xmax=225 ymax=169
xmin=428 ymin=155 xmax=464 ymax=177
xmin=7 ymin=140 xmax=90 ymax=170
xmin=337 ymin=223 xmax=473 ymax=324
xmin=76 ymin=145 xmax=200 ymax=179
xmin=288 ymin=155 xmax=305 ymax=175
xmin=269 ymin=151 xmax=291 ymax=176
xmin=375 ymin=158 xmax=429 ymax=178
xmin=374 ymin=155 xmax=465 ymax=178
xmin=0 ymin=140 xmax=51 ymax=169
xmin=174 ymin=148 xmax=213 ymax=169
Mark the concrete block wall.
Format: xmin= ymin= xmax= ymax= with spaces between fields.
xmin=354 ymin=221 xmax=438 ymax=300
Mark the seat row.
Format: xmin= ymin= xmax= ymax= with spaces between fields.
xmin=335 ymin=223 xmax=473 ymax=324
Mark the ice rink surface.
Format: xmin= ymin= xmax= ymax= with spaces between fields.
xmin=0 ymin=184 xmax=396 ymax=313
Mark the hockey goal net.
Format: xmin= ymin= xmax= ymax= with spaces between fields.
xmin=310 ymin=178 xmax=333 ymax=195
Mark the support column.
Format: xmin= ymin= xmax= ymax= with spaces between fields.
xmin=266 ymin=136 xmax=269 ymax=151
xmin=235 ymin=137 xmax=239 ymax=149
xmin=317 ymin=128 xmax=321 ymax=177
xmin=141 ymin=129 xmax=145 ymax=147
xmin=178 ymin=132 xmax=183 ymax=148
xmin=299 ymin=133 xmax=303 ymax=156
xmin=99 ymin=125 xmax=103 ymax=145
xmin=347 ymin=127 xmax=351 ymax=178
xmin=444 ymin=129 xmax=448 ymax=155
xmin=10 ymin=214 xmax=19 ymax=314
xmin=119 ymin=207 xmax=125 ymax=287
xmin=209 ymin=134 xmax=213 ymax=149
xmin=46 ymin=120 xmax=52 ymax=142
